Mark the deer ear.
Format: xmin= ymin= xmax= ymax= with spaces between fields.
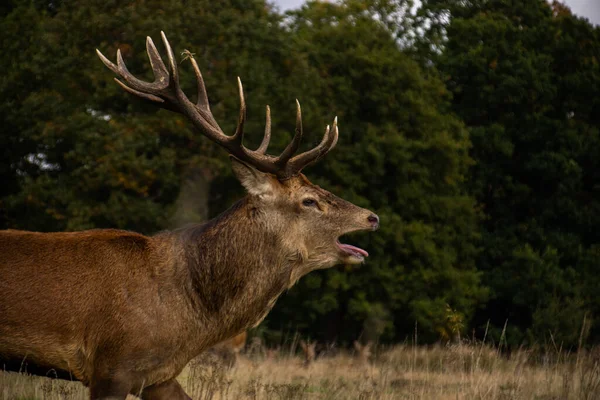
xmin=230 ymin=156 xmax=276 ymax=197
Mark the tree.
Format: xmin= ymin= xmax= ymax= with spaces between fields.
xmin=0 ymin=0 xmax=306 ymax=232
xmin=423 ymin=0 xmax=600 ymax=347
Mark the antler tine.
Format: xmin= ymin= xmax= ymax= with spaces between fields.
xmin=113 ymin=78 xmax=166 ymax=104
xmin=158 ymin=32 xmax=225 ymax=138
xmin=184 ymin=51 xmax=221 ymax=130
xmin=160 ymin=31 xmax=186 ymax=101
xmin=316 ymin=118 xmax=339 ymax=160
xmin=96 ymin=48 xmax=165 ymax=104
xmin=116 ymin=50 xmax=159 ymax=94
xmin=187 ymin=55 xmax=210 ymax=111
xmin=287 ymin=116 xmax=339 ymax=172
xmin=320 ymin=117 xmax=339 ymax=159
xmin=276 ymin=100 xmax=303 ymax=165
xmin=96 ymin=48 xmax=119 ymax=76
xmin=232 ymin=77 xmax=246 ymax=145
xmin=256 ymin=105 xmax=271 ymax=154
xmin=146 ymin=36 xmax=169 ymax=83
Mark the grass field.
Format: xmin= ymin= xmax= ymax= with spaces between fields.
xmin=2 ymin=342 xmax=600 ymax=399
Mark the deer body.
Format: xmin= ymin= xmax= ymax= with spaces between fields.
xmin=0 ymin=32 xmax=379 ymax=399
xmin=1 ymin=198 xmax=318 ymax=386
xmin=1 ymin=229 xmax=195 ymax=386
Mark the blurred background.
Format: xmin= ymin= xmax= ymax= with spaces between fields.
xmin=1 ymin=0 xmax=599 ymax=351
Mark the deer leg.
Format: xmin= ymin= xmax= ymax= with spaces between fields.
xmin=140 ymin=379 xmax=192 ymax=400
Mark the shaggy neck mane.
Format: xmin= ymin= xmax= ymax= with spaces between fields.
xmin=172 ymin=198 xmax=294 ymax=342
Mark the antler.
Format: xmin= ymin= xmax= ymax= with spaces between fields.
xmin=96 ymin=32 xmax=339 ymax=179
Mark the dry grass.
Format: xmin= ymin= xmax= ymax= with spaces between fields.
xmin=2 ymin=343 xmax=600 ymax=399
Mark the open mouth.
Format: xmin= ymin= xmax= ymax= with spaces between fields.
xmin=336 ymin=240 xmax=369 ymax=262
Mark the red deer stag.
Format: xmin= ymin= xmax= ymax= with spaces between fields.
xmin=0 ymin=32 xmax=379 ymax=400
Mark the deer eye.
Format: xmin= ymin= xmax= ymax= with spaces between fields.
xmin=302 ymin=198 xmax=318 ymax=207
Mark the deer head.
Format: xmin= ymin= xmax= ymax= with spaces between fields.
xmin=97 ymin=32 xmax=379 ymax=278
xmin=230 ymin=161 xmax=378 ymax=278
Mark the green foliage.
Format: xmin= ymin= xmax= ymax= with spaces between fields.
xmin=7 ymin=0 xmax=599 ymax=348
xmin=423 ymin=0 xmax=600 ymax=347
xmin=264 ymin=0 xmax=485 ymax=344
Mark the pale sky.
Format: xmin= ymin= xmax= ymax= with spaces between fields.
xmin=272 ymin=0 xmax=600 ymax=25
xmin=564 ymin=0 xmax=600 ymax=25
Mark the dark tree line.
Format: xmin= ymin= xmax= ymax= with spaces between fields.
xmin=1 ymin=0 xmax=599 ymax=349
xmin=418 ymin=0 xmax=600 ymax=347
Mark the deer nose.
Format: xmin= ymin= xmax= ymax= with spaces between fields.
xmin=367 ymin=214 xmax=380 ymax=230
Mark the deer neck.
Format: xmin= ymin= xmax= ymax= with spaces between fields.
xmin=174 ymin=198 xmax=296 ymax=344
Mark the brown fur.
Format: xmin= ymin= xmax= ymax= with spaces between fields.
xmin=0 ymin=161 xmax=378 ymax=399
xmin=353 ymin=340 xmax=373 ymax=366
xmin=299 ymin=340 xmax=317 ymax=367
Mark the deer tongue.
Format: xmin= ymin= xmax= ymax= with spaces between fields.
xmin=337 ymin=242 xmax=369 ymax=258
